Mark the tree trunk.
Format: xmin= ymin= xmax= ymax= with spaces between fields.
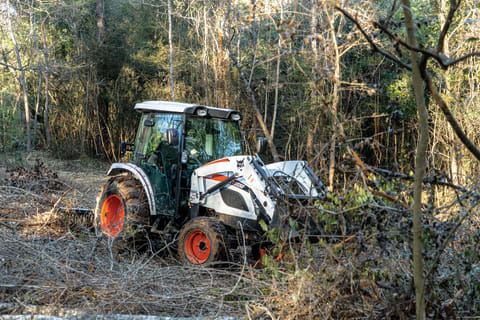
xmin=215 ymin=20 xmax=228 ymax=108
xmin=168 ymin=0 xmax=175 ymax=101
xmin=271 ymin=2 xmax=283 ymax=139
xmin=402 ymin=1 xmax=427 ymax=319
xmin=96 ymin=0 xmax=112 ymax=159
xmin=33 ymin=64 xmax=42 ymax=149
xmin=306 ymin=0 xmax=319 ymax=157
xmin=41 ymin=23 xmax=51 ymax=148
xmin=202 ymin=2 xmax=209 ymax=105
xmin=437 ymin=0 xmax=458 ymax=186
xmin=6 ymin=0 xmax=31 ymax=151
xmin=325 ymin=4 xmax=343 ymax=192
xmin=31 ymin=9 xmax=41 ymax=149
xmin=96 ymin=0 xmax=105 ymax=44
xmin=271 ymin=40 xmax=281 ymax=139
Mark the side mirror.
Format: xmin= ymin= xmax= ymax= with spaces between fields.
xmin=120 ymin=141 xmax=135 ymax=158
xmin=256 ymin=137 xmax=267 ymax=154
xmin=144 ymin=119 xmax=155 ymax=127
xmin=166 ymin=128 xmax=179 ymax=146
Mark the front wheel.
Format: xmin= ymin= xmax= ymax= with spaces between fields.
xmin=94 ymin=176 xmax=149 ymax=249
xmin=178 ymin=217 xmax=228 ymax=265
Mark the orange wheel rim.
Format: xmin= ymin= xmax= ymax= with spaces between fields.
xmin=100 ymin=194 xmax=125 ymax=238
xmin=184 ymin=230 xmax=211 ymax=264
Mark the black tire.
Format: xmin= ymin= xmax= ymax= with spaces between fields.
xmin=94 ymin=176 xmax=149 ymax=250
xmin=178 ymin=217 xmax=228 ymax=265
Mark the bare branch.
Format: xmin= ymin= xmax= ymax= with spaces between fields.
xmin=436 ymin=0 xmax=462 ymax=53
xmin=225 ymin=38 xmax=281 ymax=162
xmin=374 ymin=22 xmax=433 ymax=57
xmin=424 ymin=71 xmax=480 ymax=162
xmin=334 ymin=6 xmax=411 ymax=70
xmin=371 ymin=167 xmax=466 ymax=191
xmin=375 ymin=21 xmax=480 ymax=69
xmin=0 ymin=61 xmax=24 ymax=71
xmin=444 ymin=52 xmax=480 ymax=67
xmin=385 ymin=0 xmax=398 ymax=23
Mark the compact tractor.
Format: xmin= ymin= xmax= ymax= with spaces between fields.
xmin=94 ymin=101 xmax=325 ymax=265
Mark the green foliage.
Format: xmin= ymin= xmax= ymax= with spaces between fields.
xmin=315 ymin=195 xmax=342 ymax=234
xmin=386 ymin=72 xmax=416 ymax=117
xmin=0 ymin=105 xmax=26 ymax=151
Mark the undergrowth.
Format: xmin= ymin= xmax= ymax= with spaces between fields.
xmin=0 ymin=155 xmax=479 ymax=318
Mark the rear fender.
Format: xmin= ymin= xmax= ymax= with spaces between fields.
xmin=106 ymin=163 xmax=156 ymax=215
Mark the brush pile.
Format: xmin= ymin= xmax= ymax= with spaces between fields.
xmin=5 ymin=160 xmax=66 ymax=194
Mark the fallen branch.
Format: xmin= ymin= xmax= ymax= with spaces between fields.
xmin=347 ymin=150 xmax=466 ymax=191
xmin=49 ymin=188 xmax=73 ymax=214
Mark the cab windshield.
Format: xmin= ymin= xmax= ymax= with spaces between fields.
xmin=185 ymin=117 xmax=242 ymax=165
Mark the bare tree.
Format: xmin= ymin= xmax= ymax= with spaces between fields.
xmin=95 ymin=0 xmax=113 ymax=160
xmin=401 ymin=1 xmax=427 ymax=317
xmin=41 ymin=22 xmax=51 ymax=147
xmin=32 ymin=29 xmax=42 ymax=148
xmin=202 ymin=1 xmax=209 ymax=105
xmin=224 ymin=1 xmax=281 ymax=161
xmin=270 ymin=0 xmax=283 ymax=139
xmin=168 ymin=0 xmax=175 ymax=101
xmin=4 ymin=0 xmax=31 ymax=151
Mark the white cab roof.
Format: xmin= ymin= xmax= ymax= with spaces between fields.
xmin=134 ymin=101 xmax=242 ymax=120
xmin=134 ymin=101 xmax=235 ymax=114
xmin=134 ymin=101 xmax=197 ymax=113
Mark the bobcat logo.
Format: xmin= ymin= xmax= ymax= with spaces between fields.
xmin=236 ymin=159 xmax=244 ymax=169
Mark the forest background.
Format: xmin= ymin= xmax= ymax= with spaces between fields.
xmin=1 ymin=0 xmax=480 ymax=318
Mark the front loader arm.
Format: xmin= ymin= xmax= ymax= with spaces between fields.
xmin=189 ymin=155 xmax=324 ymax=228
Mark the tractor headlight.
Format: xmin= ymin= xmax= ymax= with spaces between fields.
xmin=196 ymin=108 xmax=207 ymax=117
xmin=230 ymin=113 xmax=241 ymax=121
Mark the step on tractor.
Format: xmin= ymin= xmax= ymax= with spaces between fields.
xmin=94 ymin=101 xmax=325 ymax=265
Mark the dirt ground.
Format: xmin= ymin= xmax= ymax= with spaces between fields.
xmin=0 ymin=152 xmax=266 ymax=319
xmin=0 ymin=151 xmax=109 ymax=208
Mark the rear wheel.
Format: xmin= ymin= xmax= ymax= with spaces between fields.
xmin=178 ymin=217 xmax=228 ymax=265
xmin=94 ymin=176 xmax=149 ymax=249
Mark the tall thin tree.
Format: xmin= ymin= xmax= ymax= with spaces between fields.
xmin=168 ymin=0 xmax=175 ymax=101
xmin=401 ymin=0 xmax=427 ymax=318
xmin=5 ymin=0 xmax=31 ymax=151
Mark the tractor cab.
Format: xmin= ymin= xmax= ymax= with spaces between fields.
xmin=129 ymin=101 xmax=243 ymax=218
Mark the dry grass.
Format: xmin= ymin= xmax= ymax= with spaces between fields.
xmin=0 ymin=204 xmax=268 ymax=318
xmin=0 ymin=226 xmax=268 ymax=317
xmin=0 ymin=152 xmax=269 ymax=318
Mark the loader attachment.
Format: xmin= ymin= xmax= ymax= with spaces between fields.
xmin=189 ymin=155 xmax=325 ymax=236
xmin=263 ymin=160 xmax=325 ymax=200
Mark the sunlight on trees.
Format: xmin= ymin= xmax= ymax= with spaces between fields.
xmin=1 ymin=0 xmax=480 ymax=317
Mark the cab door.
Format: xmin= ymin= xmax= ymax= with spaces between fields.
xmin=134 ymin=113 xmax=182 ymax=216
